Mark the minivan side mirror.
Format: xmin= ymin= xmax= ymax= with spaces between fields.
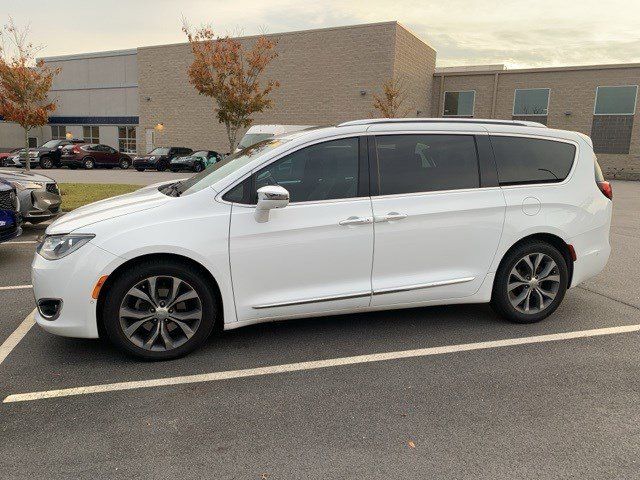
xmin=254 ymin=185 xmax=289 ymax=223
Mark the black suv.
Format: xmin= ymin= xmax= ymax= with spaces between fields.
xmin=16 ymin=139 xmax=85 ymax=169
xmin=133 ymin=147 xmax=193 ymax=172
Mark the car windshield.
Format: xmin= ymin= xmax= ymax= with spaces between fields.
xmin=167 ymin=139 xmax=285 ymax=197
xmin=150 ymin=147 xmax=170 ymax=155
xmin=238 ymin=133 xmax=274 ymax=149
xmin=40 ymin=140 xmax=60 ymax=148
xmin=192 ymin=151 xmax=208 ymax=158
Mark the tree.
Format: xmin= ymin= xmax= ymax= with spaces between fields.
xmin=183 ymin=23 xmax=280 ymax=152
xmin=372 ymin=77 xmax=409 ymax=118
xmin=0 ymin=17 xmax=59 ymax=172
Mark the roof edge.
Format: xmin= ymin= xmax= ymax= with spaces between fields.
xmin=435 ymin=62 xmax=640 ymax=76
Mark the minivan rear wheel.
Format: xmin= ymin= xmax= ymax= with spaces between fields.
xmin=491 ymin=241 xmax=568 ymax=324
xmin=102 ymin=259 xmax=218 ymax=359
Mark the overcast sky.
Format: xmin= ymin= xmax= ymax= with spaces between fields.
xmin=2 ymin=0 xmax=640 ymax=68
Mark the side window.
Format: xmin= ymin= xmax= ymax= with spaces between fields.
xmin=490 ymin=136 xmax=576 ymax=185
xmin=254 ymin=138 xmax=359 ymax=203
xmin=375 ymin=135 xmax=479 ymax=195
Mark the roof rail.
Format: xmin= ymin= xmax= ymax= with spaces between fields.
xmin=337 ymin=118 xmax=547 ymax=128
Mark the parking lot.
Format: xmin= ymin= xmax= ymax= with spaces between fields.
xmin=0 ymin=166 xmax=186 ymax=186
xmin=0 ymin=181 xmax=638 ymax=479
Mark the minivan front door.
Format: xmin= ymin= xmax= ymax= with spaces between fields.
xmin=228 ymin=137 xmax=374 ymax=323
xmin=369 ymin=133 xmax=505 ymax=307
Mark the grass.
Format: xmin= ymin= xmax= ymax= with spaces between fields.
xmin=59 ymin=183 xmax=141 ymax=212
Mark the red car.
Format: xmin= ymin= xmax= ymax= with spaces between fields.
xmin=60 ymin=144 xmax=133 ymax=170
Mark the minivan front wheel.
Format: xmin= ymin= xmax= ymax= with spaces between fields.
xmin=103 ymin=260 xmax=218 ymax=359
xmin=491 ymin=241 xmax=568 ymax=324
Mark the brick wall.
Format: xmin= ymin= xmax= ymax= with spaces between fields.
xmin=433 ymin=65 xmax=640 ymax=180
xmin=138 ymin=22 xmax=436 ymax=154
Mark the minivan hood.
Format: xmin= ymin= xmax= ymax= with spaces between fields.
xmin=47 ymin=185 xmax=169 ymax=234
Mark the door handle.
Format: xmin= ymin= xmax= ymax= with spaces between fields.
xmin=375 ymin=212 xmax=408 ymax=223
xmin=339 ymin=216 xmax=373 ymax=226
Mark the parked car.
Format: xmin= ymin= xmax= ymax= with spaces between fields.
xmin=32 ymin=118 xmax=612 ymax=360
xmin=235 ymin=125 xmax=313 ymax=152
xmin=60 ymin=144 xmax=133 ymax=170
xmin=0 ymin=179 xmax=21 ymax=242
xmin=169 ymin=150 xmax=222 ymax=173
xmin=133 ymin=147 xmax=193 ymax=172
xmin=0 ymin=170 xmax=62 ymax=224
xmin=13 ymin=139 xmax=85 ymax=169
xmin=0 ymin=148 xmax=21 ymax=167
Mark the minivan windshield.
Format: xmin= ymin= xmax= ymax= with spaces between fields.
xmin=238 ymin=133 xmax=274 ymax=150
xmin=166 ymin=139 xmax=286 ymax=197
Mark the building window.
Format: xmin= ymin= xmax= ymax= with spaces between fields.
xmin=594 ymin=85 xmax=638 ymax=115
xmin=443 ymin=91 xmax=475 ymax=117
xmin=513 ymin=88 xmax=550 ymax=116
xmin=118 ymin=126 xmax=137 ymax=153
xmin=51 ymin=125 xmax=66 ymax=140
xmin=83 ymin=126 xmax=100 ymax=144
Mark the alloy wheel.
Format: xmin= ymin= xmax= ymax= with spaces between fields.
xmin=119 ymin=276 xmax=203 ymax=352
xmin=507 ymin=253 xmax=561 ymax=314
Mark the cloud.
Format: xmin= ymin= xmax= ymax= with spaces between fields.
xmin=3 ymin=0 xmax=640 ymax=68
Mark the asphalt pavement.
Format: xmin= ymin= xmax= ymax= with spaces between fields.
xmin=0 ymin=181 xmax=638 ymax=479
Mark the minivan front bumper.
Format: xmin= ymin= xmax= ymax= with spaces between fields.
xmin=32 ymin=242 xmax=121 ymax=338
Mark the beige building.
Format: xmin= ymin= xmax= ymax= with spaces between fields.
xmin=138 ymin=22 xmax=435 ymax=155
xmin=1 ymin=21 xmax=638 ymax=179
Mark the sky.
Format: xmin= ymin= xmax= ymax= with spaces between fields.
xmin=2 ymin=0 xmax=640 ymax=68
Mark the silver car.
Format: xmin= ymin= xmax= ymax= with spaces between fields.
xmin=0 ymin=171 xmax=62 ymax=224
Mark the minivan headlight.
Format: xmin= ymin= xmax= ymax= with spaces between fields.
xmin=37 ymin=234 xmax=95 ymax=260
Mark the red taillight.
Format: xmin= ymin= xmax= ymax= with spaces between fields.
xmin=73 ymin=145 xmax=81 ymax=154
xmin=597 ymin=181 xmax=613 ymax=200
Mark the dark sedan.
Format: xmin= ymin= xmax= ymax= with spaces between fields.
xmin=169 ymin=150 xmax=222 ymax=172
xmin=133 ymin=147 xmax=193 ymax=172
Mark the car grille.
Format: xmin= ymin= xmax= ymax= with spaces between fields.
xmin=0 ymin=190 xmax=18 ymax=211
xmin=46 ymin=183 xmax=60 ymax=195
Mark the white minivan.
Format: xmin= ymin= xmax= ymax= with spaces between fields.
xmin=32 ymin=119 xmax=613 ymax=359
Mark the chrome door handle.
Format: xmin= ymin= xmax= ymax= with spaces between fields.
xmin=375 ymin=212 xmax=408 ymax=223
xmin=339 ymin=216 xmax=373 ymax=226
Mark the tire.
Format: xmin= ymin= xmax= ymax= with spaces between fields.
xmin=119 ymin=158 xmax=131 ymax=169
xmin=83 ymin=157 xmax=95 ymax=170
xmin=170 ymin=167 xmax=180 ymax=173
xmin=102 ymin=259 xmax=218 ymax=360
xmin=39 ymin=156 xmax=54 ymax=169
xmin=491 ymin=240 xmax=568 ymax=324
xmin=193 ymin=162 xmax=204 ymax=173
xmin=135 ymin=168 xmax=145 ymax=172
xmin=156 ymin=161 xmax=167 ymax=172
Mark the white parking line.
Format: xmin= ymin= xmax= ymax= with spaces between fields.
xmin=0 ymin=285 xmax=32 ymax=291
xmin=4 ymin=323 xmax=639 ymax=404
xmin=0 ymin=309 xmax=35 ymax=367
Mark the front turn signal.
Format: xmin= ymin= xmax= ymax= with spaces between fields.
xmin=92 ymin=275 xmax=109 ymax=300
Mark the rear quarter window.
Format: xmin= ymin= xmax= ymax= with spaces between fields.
xmin=490 ymin=136 xmax=576 ymax=185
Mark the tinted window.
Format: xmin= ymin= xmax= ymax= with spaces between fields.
xmin=594 ymin=86 xmax=637 ymax=115
xmin=491 ymin=136 xmax=575 ymax=185
xmin=513 ymin=88 xmax=550 ymax=115
xmin=444 ymin=91 xmax=475 ymax=116
xmin=375 ymin=135 xmax=479 ymax=195
xmin=253 ymin=138 xmax=359 ymax=203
